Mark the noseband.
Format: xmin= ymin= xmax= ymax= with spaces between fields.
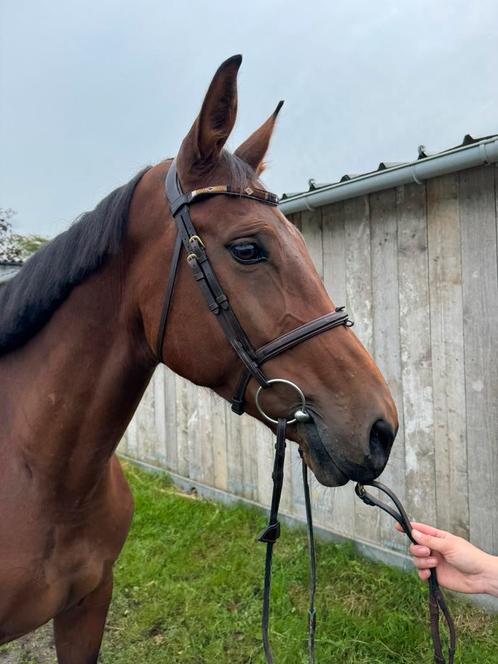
xmin=155 ymin=159 xmax=456 ymax=663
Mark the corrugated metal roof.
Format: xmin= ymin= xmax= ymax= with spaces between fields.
xmin=281 ymin=133 xmax=498 ymax=201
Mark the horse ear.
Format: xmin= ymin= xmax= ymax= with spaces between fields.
xmin=234 ymin=101 xmax=284 ymax=175
xmin=177 ymin=55 xmax=242 ymax=173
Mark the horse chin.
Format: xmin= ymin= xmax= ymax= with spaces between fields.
xmin=297 ymin=418 xmax=350 ymax=487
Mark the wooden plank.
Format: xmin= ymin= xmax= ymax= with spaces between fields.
xmin=133 ymin=392 xmax=146 ymax=463
xmin=125 ymin=414 xmax=138 ymax=459
xmin=320 ymin=201 xmax=355 ymax=537
xmin=118 ymin=425 xmax=130 ymax=457
xmin=427 ymin=175 xmax=468 ymax=538
xmin=322 ymin=202 xmax=347 ymax=307
xmin=163 ymin=366 xmax=178 ymax=473
xmin=344 ymin=195 xmax=379 ymax=544
xmin=211 ymin=392 xmax=228 ymax=490
xmin=240 ymin=413 xmax=258 ymax=501
xmin=153 ymin=367 xmax=167 ymax=468
xmin=198 ymin=386 xmax=215 ymax=487
xmin=345 ymin=196 xmax=373 ymax=353
xmin=186 ymin=382 xmax=204 ymax=483
xmin=300 ymin=209 xmax=323 ymax=278
xmin=369 ymin=189 xmax=407 ymax=552
xmin=255 ymin=419 xmax=275 ymax=509
xmin=136 ymin=380 xmax=158 ymax=466
xmin=175 ymin=375 xmax=190 ymax=478
xmin=397 ymin=183 xmax=437 ymax=524
xmin=226 ymin=407 xmax=244 ymax=496
xmin=460 ymin=165 xmax=498 ymax=552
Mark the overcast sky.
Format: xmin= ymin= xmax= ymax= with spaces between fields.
xmin=1 ymin=0 xmax=497 ymax=236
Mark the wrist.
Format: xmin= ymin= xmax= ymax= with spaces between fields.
xmin=479 ymin=554 xmax=498 ymax=597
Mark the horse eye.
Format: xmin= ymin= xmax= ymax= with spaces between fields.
xmin=229 ymin=241 xmax=267 ymax=264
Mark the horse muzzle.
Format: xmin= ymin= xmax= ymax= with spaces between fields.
xmin=298 ymin=414 xmax=396 ymax=486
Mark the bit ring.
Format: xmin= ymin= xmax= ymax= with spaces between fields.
xmin=255 ymin=378 xmax=308 ymax=425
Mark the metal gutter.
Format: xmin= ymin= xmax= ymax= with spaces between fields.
xmin=279 ymin=136 xmax=498 ymax=215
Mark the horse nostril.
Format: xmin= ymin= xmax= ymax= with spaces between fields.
xmin=369 ymin=419 xmax=395 ymax=470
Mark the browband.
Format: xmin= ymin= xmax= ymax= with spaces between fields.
xmin=169 ymin=184 xmax=279 ymax=216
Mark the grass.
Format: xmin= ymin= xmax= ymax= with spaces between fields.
xmin=103 ymin=465 xmax=498 ymax=663
xmin=2 ymin=464 xmax=498 ymax=662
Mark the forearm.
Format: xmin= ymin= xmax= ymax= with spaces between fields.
xmin=481 ymin=554 xmax=498 ymax=597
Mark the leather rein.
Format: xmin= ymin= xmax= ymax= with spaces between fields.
xmin=155 ymin=159 xmax=456 ymax=663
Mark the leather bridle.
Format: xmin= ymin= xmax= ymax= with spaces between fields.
xmin=154 ymin=159 xmax=456 ymax=663
xmin=155 ymin=160 xmax=352 ymax=413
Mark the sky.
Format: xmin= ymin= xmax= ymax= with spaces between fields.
xmin=1 ymin=0 xmax=497 ymax=236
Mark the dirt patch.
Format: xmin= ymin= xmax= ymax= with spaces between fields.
xmin=0 ymin=624 xmax=56 ymax=663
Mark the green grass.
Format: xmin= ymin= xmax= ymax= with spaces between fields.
xmin=99 ymin=465 xmax=498 ymax=663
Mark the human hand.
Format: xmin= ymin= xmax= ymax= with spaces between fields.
xmin=395 ymin=521 xmax=498 ymax=596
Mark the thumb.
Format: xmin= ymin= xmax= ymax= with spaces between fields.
xmin=412 ymin=528 xmax=451 ymax=555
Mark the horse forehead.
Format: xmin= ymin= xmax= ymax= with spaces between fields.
xmin=192 ymin=197 xmax=286 ymax=234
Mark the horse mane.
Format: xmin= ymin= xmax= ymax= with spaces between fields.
xmin=0 ymin=151 xmax=259 ymax=357
xmin=0 ymin=167 xmax=150 ymax=356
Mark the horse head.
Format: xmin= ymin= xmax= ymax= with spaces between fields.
xmin=134 ymin=55 xmax=398 ymax=486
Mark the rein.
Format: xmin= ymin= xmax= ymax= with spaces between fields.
xmin=156 ymin=159 xmax=457 ymax=662
xmin=356 ymin=482 xmax=456 ymax=664
xmin=257 ymin=413 xmax=318 ymax=664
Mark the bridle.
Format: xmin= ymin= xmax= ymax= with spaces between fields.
xmin=155 ymin=159 xmax=456 ymax=663
xmin=156 ymin=160 xmax=352 ymax=414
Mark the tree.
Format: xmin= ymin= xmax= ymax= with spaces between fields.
xmin=13 ymin=233 xmax=49 ymax=258
xmin=0 ymin=208 xmax=22 ymax=263
xmin=0 ymin=208 xmax=49 ymax=262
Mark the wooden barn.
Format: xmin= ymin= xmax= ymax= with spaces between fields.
xmin=120 ymin=134 xmax=498 ymax=575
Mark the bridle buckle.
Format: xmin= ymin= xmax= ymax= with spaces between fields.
xmin=189 ymin=234 xmax=205 ymax=249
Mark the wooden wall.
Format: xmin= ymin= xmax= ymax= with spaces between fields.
xmin=120 ymin=164 xmax=498 ymax=559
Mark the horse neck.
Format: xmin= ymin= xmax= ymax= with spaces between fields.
xmin=1 ymin=252 xmax=155 ymax=498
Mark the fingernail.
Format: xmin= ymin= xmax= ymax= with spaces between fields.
xmin=412 ymin=529 xmax=422 ymax=539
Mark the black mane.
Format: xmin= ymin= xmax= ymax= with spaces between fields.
xmin=0 ymin=168 xmax=150 ymax=356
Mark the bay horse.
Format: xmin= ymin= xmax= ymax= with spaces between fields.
xmin=0 ymin=55 xmax=397 ymax=662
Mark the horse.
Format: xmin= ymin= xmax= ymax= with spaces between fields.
xmin=0 ymin=54 xmax=398 ymax=662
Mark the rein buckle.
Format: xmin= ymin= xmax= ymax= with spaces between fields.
xmin=258 ymin=521 xmax=281 ymax=544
